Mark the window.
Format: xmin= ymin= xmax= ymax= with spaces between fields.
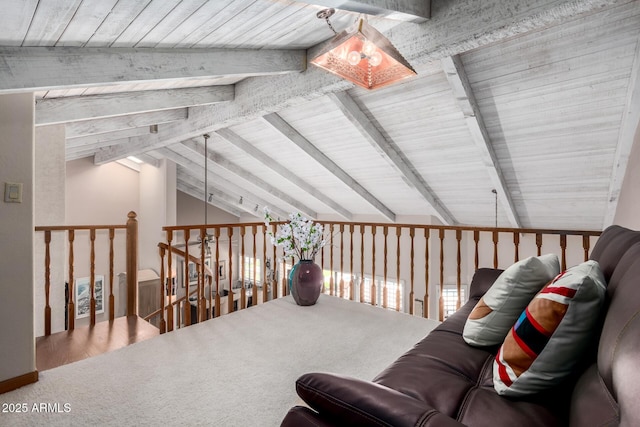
xmin=442 ymin=286 xmax=466 ymax=319
xmin=361 ymin=276 xmax=404 ymax=312
xmin=243 ymin=257 xmax=262 ymax=284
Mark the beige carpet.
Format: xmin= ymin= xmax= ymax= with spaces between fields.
xmin=1 ymin=295 xmax=438 ymax=426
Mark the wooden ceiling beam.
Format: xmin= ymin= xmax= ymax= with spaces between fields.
xmin=177 ymin=180 xmax=245 ymax=219
xmin=327 ymin=91 xmax=454 ymax=225
xmin=299 ymin=0 xmax=430 ymax=23
xmin=66 ymin=127 xmax=154 ymax=149
xmin=65 ymin=108 xmax=187 ymax=138
xmin=215 ymin=128 xmax=354 ymax=221
xmin=158 ymin=147 xmax=288 ymax=219
xmin=261 ymin=112 xmax=396 ymax=222
xmin=36 ymin=86 xmax=234 ymax=125
xmin=98 ymin=0 xmax=624 ymax=163
xmin=441 ymin=55 xmax=522 ymax=228
xmin=0 ymin=47 xmax=306 ymax=94
xmin=179 ymin=138 xmax=318 ymax=219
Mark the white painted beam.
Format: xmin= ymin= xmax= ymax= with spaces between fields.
xmin=215 ymin=128 xmax=354 ymax=221
xmin=65 ymin=109 xmax=187 ymax=138
xmin=157 ymin=144 xmax=285 ymax=221
xmin=179 ymin=138 xmax=318 ymax=219
xmin=261 ymin=112 xmax=396 ymax=222
xmin=604 ymin=35 xmax=640 ymax=227
xmin=66 ymin=127 xmax=154 ymax=148
xmin=177 ymin=181 xmax=245 ymax=218
xmin=0 ymin=47 xmax=306 ymax=93
xmin=299 ymin=0 xmax=430 ymax=22
xmin=327 ymin=91 xmax=454 ymax=225
xmin=159 ymin=147 xmax=289 ymax=220
xmin=36 ymin=86 xmax=234 ymax=125
xmin=91 ymin=0 xmax=626 ymax=161
xmin=441 ymin=55 xmax=522 ymax=228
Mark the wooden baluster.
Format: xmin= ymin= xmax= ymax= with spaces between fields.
xmin=44 ymin=230 xmax=51 ymax=336
xmin=240 ymin=227 xmax=246 ymax=308
xmin=199 ymin=227 xmax=206 ymax=323
xmin=90 ymin=228 xmax=96 ymax=326
xmin=126 ymin=211 xmax=138 ymax=317
xmin=560 ymin=234 xmax=567 ymax=271
xmin=409 ymin=228 xmax=415 ymax=315
xmin=249 ymin=225 xmax=257 ymax=310
xmin=583 ymin=235 xmax=590 ymax=262
xmin=320 ymin=232 xmax=326 ymax=294
xmin=167 ymin=230 xmax=174 ymax=331
xmin=536 ymin=233 xmax=542 ymax=256
xmin=214 ymin=228 xmax=221 ymax=318
xmin=68 ymin=230 xmax=75 ymax=331
xmin=158 ymin=245 xmax=167 ymax=334
xmin=383 ymin=226 xmax=388 ymax=309
xmin=349 ymin=224 xmax=355 ymax=301
xmin=456 ymin=230 xmax=462 ymax=311
xmin=439 ymin=229 xmax=445 ymax=321
xmin=492 ymin=231 xmax=499 ymax=269
xmin=424 ymin=228 xmax=430 ymax=318
xmin=360 ymin=225 xmax=365 ymax=303
xmin=513 ymin=232 xmax=520 ymax=263
xmin=396 ymin=227 xmax=401 ymax=312
xmin=262 ymin=224 xmax=267 ymax=305
xmin=271 ymin=224 xmax=278 ymax=299
xmin=371 ymin=226 xmax=377 ymax=307
xmin=207 ymin=275 xmax=212 ymax=320
xmin=473 ymin=230 xmax=479 ymax=271
xmin=329 ymin=224 xmax=335 ymax=296
xmin=184 ymin=229 xmax=191 ymax=327
xmin=339 ymin=224 xmax=345 ymax=299
xmin=109 ymin=228 xmax=115 ymax=322
xmin=228 ymin=226 xmax=234 ymax=313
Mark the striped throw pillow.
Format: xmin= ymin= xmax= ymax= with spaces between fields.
xmin=493 ymin=260 xmax=606 ymax=397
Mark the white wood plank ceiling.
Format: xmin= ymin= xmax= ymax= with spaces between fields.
xmin=2 ymin=0 xmax=639 ymax=230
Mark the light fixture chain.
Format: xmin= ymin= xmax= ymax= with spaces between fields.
xmin=317 ymin=8 xmax=337 ymax=34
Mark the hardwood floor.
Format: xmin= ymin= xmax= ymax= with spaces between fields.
xmin=36 ymin=315 xmax=159 ymax=372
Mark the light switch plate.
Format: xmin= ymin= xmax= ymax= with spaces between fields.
xmin=4 ymin=182 xmax=23 ymax=203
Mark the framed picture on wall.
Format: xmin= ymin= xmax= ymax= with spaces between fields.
xmin=180 ymin=258 xmax=211 ymax=288
xmin=217 ymin=260 xmax=226 ymax=280
xmin=75 ymin=275 xmax=105 ymax=319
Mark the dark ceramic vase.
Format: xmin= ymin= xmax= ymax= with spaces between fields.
xmin=290 ymin=260 xmax=323 ymax=306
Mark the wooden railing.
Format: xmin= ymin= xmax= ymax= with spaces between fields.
xmin=157 ymin=221 xmax=601 ymax=329
xmin=35 ymin=212 xmax=138 ymax=335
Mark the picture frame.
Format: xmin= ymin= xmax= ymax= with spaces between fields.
xmin=180 ymin=258 xmax=211 ymax=288
xmin=75 ymin=275 xmax=105 ymax=319
xmin=217 ymin=260 xmax=226 ymax=280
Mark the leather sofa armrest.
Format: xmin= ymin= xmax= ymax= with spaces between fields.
xmin=468 ymin=268 xmax=503 ymax=299
xmin=295 ymin=372 xmax=465 ymax=427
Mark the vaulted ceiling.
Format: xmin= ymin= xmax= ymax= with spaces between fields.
xmin=2 ymin=0 xmax=639 ymax=230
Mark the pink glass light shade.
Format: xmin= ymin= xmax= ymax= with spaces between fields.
xmin=310 ymin=19 xmax=416 ymax=90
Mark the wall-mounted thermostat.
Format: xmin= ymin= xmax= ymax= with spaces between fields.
xmin=4 ymin=182 xmax=23 ymax=203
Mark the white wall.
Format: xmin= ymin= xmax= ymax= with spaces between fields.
xmin=0 ymin=93 xmax=35 ymax=383
xmin=34 ymin=124 xmax=66 ymax=336
xmin=65 ymin=158 xmax=140 ymax=327
xmin=176 ymin=190 xmax=239 ymax=225
xmin=613 ymin=123 xmax=640 ymax=229
xmin=139 ymin=160 xmax=177 ymax=270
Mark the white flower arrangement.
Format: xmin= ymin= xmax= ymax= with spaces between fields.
xmin=264 ymin=208 xmax=327 ymax=261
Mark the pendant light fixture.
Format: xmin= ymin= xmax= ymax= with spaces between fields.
xmin=310 ymin=8 xmax=417 ymax=90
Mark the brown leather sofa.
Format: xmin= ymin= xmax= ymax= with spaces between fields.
xmin=280 ymin=225 xmax=640 ymax=426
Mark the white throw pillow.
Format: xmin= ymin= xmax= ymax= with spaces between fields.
xmin=463 ymin=254 xmax=560 ymax=347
